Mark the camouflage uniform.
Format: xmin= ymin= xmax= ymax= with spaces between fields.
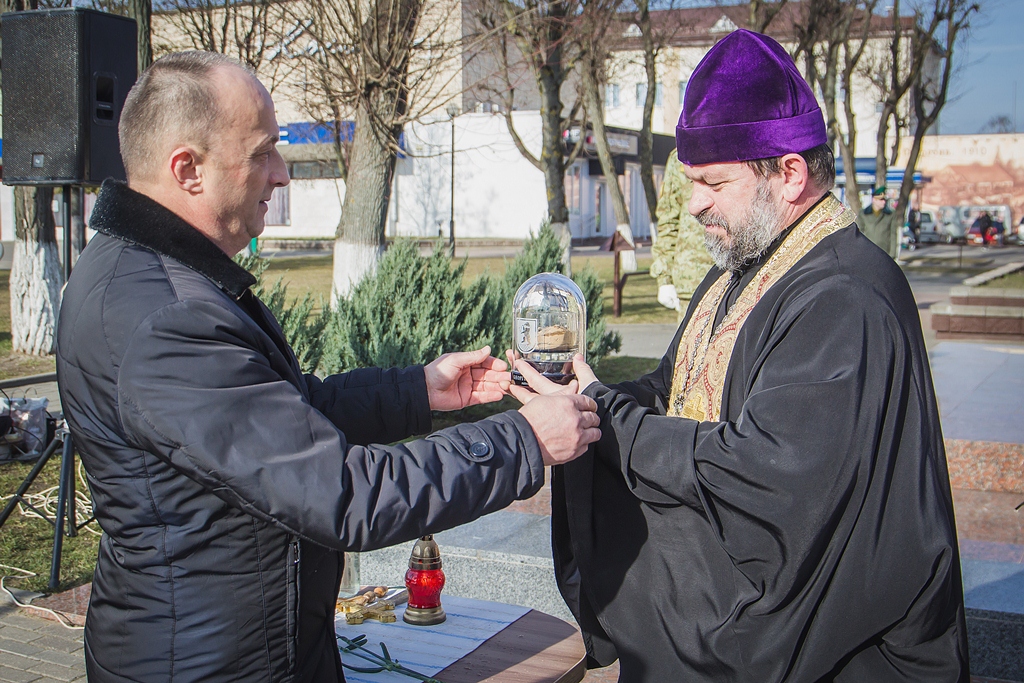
xmin=650 ymin=154 xmax=715 ymax=313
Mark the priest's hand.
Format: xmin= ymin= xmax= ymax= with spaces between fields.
xmin=503 ymin=350 xmax=579 ymax=405
xmin=504 ymin=351 xmax=599 ymax=402
xmin=424 ymin=346 xmax=509 ymax=411
xmin=519 ymin=393 xmax=601 ymax=465
xmin=570 ymin=354 xmax=598 ymax=393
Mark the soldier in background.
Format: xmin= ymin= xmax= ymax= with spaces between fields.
xmin=859 ymin=186 xmax=900 ymax=259
xmin=650 ymin=154 xmax=715 ymax=315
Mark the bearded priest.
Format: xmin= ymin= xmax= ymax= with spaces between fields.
xmin=518 ymin=29 xmax=967 ymax=682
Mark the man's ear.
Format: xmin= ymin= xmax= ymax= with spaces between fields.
xmin=168 ymin=147 xmax=203 ymax=194
xmin=778 ymin=153 xmax=810 ymax=203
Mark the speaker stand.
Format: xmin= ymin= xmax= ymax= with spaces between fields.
xmin=0 ymin=426 xmax=91 ymax=590
xmin=61 ymin=184 xmax=73 ymax=282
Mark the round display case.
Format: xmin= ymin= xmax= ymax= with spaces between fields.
xmin=511 ymin=273 xmax=587 ymax=386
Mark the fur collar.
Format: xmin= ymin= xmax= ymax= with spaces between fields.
xmin=89 ymin=180 xmax=257 ymax=298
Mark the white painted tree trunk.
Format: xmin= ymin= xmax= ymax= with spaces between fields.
xmin=616 ymin=223 xmax=638 ymax=273
xmin=10 ymin=239 xmax=62 ymax=355
xmin=331 ymin=239 xmax=384 ymax=305
xmin=550 ymin=221 xmax=573 ymax=277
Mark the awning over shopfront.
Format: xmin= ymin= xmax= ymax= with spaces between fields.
xmin=835 ymin=156 xmax=923 ymax=188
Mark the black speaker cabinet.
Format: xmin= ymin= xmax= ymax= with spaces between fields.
xmin=1 ymin=8 xmax=137 ymax=186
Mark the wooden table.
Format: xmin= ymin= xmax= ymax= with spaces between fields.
xmin=337 ymin=595 xmax=586 ymax=683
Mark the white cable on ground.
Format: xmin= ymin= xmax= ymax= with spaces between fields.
xmin=0 ymin=565 xmax=84 ymax=630
xmin=0 ymin=461 xmax=99 ymax=535
xmin=0 ymin=460 xmax=98 ymax=629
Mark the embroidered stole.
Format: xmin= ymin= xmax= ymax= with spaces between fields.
xmin=667 ymin=194 xmax=856 ymax=421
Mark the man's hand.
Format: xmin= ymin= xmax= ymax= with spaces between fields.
xmin=519 ymin=393 xmax=602 ymax=466
xmin=425 ymin=346 xmax=509 ymax=412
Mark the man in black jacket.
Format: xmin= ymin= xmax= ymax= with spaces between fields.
xmin=56 ymin=51 xmax=600 ymax=682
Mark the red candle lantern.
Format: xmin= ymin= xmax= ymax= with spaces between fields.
xmin=403 ymin=535 xmax=446 ymax=626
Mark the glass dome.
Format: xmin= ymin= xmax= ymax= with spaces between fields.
xmin=511 ymin=273 xmax=587 ymax=386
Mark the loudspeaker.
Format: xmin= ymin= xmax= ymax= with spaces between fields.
xmin=1 ymin=8 xmax=136 ymax=186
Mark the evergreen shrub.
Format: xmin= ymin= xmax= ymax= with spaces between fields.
xmin=320 ymin=240 xmax=487 ymax=374
xmin=234 ymin=252 xmax=332 ymax=373
xmin=240 ymin=225 xmax=621 ymax=376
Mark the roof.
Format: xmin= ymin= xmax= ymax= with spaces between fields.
xmin=610 ymin=1 xmax=916 ymax=51
xmin=941 ymin=163 xmax=1016 ymax=184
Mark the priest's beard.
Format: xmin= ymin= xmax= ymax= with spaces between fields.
xmin=699 ymin=179 xmax=783 ymax=272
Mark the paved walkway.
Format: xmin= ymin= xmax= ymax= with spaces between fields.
xmin=0 ymin=600 xmax=85 ymax=682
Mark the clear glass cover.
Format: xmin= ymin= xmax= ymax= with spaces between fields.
xmin=511 ymin=273 xmax=587 ymax=386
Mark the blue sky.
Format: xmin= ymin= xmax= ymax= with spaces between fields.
xmin=928 ymin=0 xmax=1024 ymax=134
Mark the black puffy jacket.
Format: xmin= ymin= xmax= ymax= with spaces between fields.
xmin=56 ymin=181 xmax=544 ymax=682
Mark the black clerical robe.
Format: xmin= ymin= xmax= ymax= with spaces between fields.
xmin=552 ymin=223 xmax=968 ymax=682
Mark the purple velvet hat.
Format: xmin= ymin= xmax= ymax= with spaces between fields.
xmin=675 ymin=30 xmax=826 ymax=165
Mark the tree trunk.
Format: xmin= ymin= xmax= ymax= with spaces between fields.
xmin=331 ymin=102 xmax=394 ymax=303
xmin=637 ymin=0 xmax=659 ymax=227
xmin=10 ymin=186 xmax=62 ymax=356
xmin=536 ymin=44 xmax=573 ymax=274
xmin=581 ymin=56 xmax=636 ymax=271
xmin=70 ymin=186 xmax=86 ymax=263
xmin=126 ymin=0 xmax=152 ymax=72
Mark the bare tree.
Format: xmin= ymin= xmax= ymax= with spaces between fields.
xmin=127 ymin=0 xmax=152 ymax=71
xmin=748 ymin=0 xmax=790 ymax=32
xmin=835 ymin=0 xmax=878 ymax=213
xmin=157 ymin=0 xmax=276 ymax=73
xmin=0 ymin=0 xmax=65 ymax=355
xmin=978 ymin=114 xmax=1013 ymax=134
xmin=474 ymin=0 xmax=585 ymax=269
xmin=291 ymin=0 xmax=465 ymax=299
xmin=579 ymin=0 xmax=639 ymax=269
xmin=866 ymin=0 xmax=938 ymax=192
xmin=634 ymin=0 xmax=658 ymax=225
xmin=791 ymin=0 xmax=877 ymax=183
xmin=894 ymin=0 xmax=979 ymax=223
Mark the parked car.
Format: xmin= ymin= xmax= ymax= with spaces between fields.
xmin=915 ymin=211 xmax=942 ymax=244
xmin=936 ymin=205 xmax=1013 ymax=245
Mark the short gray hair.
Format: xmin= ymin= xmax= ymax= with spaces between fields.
xmin=745 ymin=144 xmax=836 ymax=193
xmin=119 ymin=51 xmax=252 ymax=182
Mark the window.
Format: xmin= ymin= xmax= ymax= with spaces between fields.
xmin=637 ymin=83 xmax=664 ymax=107
xmin=290 ymin=160 xmax=343 ymax=179
xmin=678 ymin=80 xmax=688 ymax=106
xmin=565 ymin=164 xmax=581 ymax=216
xmin=605 ymin=84 xmax=620 ymax=109
xmin=265 ymin=186 xmax=290 ymax=226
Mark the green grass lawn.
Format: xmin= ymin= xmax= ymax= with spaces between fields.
xmin=0 ymin=460 xmax=100 ymax=594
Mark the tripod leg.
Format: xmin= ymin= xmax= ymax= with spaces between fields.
xmin=49 ymin=436 xmax=74 ymax=591
xmin=0 ymin=438 xmax=60 ymax=530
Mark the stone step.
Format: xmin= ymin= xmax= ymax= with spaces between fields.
xmin=931 ymin=302 xmax=1024 ymax=337
xmin=950 ymin=285 xmax=1024 ymax=308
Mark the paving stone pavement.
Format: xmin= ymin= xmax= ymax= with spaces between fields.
xmin=0 ymin=600 xmax=85 ymax=683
